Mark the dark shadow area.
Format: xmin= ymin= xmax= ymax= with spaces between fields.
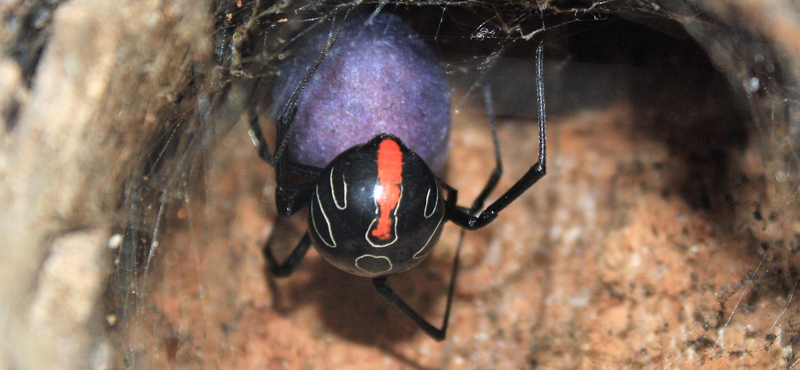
xmin=424 ymin=13 xmax=752 ymax=233
xmin=563 ymin=17 xmax=749 ymax=230
xmin=550 ymin=19 xmax=800 ymax=349
xmin=264 ymin=224 xmax=459 ymax=346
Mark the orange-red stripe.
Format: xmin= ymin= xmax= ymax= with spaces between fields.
xmin=371 ymin=139 xmax=403 ymax=240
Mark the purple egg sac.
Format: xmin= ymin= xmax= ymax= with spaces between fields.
xmin=272 ymin=12 xmax=451 ymax=175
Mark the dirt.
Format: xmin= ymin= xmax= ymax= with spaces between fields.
xmin=2 ymin=1 xmax=799 ymax=369
xmin=121 ymin=96 xmax=799 ymax=369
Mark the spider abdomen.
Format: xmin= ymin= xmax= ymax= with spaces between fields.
xmin=308 ymin=134 xmax=446 ymax=277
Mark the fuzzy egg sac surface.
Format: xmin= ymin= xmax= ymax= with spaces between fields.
xmin=273 ymin=12 xmax=451 ymax=175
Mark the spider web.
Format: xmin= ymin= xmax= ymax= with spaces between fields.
xmin=4 ymin=0 xmax=796 ymax=368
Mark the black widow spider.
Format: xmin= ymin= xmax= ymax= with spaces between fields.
xmin=248 ymin=12 xmax=547 ymax=341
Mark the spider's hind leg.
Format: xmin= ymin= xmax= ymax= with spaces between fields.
xmin=263 ymin=231 xmax=312 ymax=278
xmin=372 ymin=84 xmax=504 ymax=341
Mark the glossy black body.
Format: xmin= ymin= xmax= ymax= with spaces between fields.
xmin=308 ymin=134 xmax=445 ymax=277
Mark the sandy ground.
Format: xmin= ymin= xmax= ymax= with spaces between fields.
xmin=2 ymin=1 xmax=799 ymax=369
xmin=118 ymin=100 xmax=799 ymax=369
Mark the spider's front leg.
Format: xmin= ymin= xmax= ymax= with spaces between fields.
xmin=248 ymin=19 xmax=344 ymax=216
xmin=445 ymin=43 xmax=547 ymax=231
xmin=259 ymin=156 xmax=320 ymax=277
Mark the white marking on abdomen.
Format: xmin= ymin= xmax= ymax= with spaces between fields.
xmin=423 ymin=185 xmax=438 ymax=218
xmin=311 ymin=185 xmax=337 ymax=248
xmin=413 ymin=211 xmax=445 ymax=259
xmin=330 ymin=166 xmax=347 ymax=210
xmin=355 ymin=254 xmax=393 ymax=275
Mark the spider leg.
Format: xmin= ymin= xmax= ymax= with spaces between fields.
xmin=263 ymin=232 xmax=313 ymax=278
xmin=245 ymin=14 xmax=346 ymax=216
xmin=467 ymin=85 xmax=504 ymax=214
xmin=248 ymin=109 xmax=324 ymax=178
xmin=373 ymin=232 xmax=462 ymax=341
xmin=381 ymin=87 xmax=502 ymax=340
xmin=446 ymin=43 xmax=547 ymax=230
xmin=248 ymin=106 xmax=275 ymax=164
xmin=272 ymin=20 xmax=345 ymax=216
xmin=249 ymin=103 xmax=323 ymax=213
